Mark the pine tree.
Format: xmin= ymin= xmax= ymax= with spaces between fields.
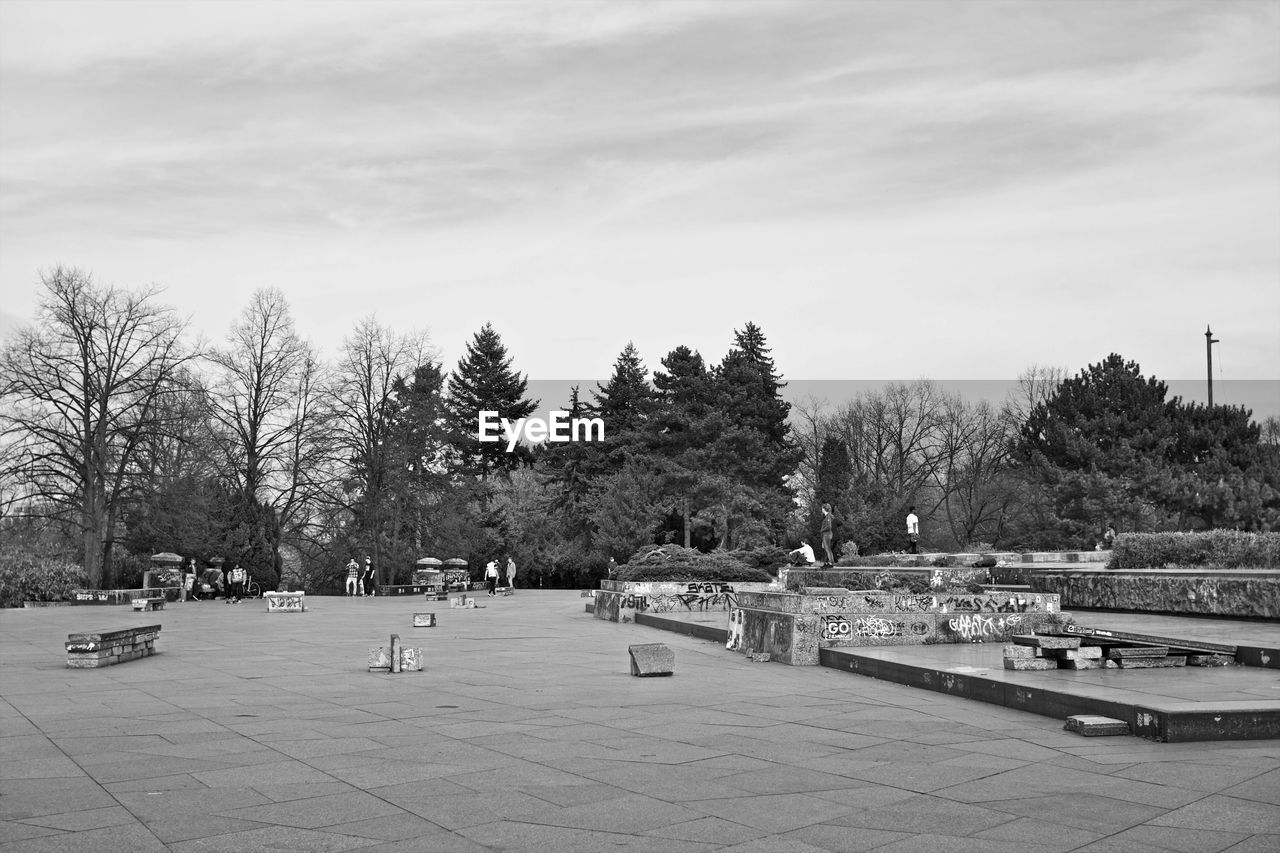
xmin=590 ymin=342 xmax=655 ymax=432
xmin=812 ymin=435 xmax=853 ymax=551
xmin=446 ymin=323 xmax=538 ymax=476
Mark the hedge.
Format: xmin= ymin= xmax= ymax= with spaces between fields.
xmin=1108 ymin=530 xmax=1280 ymax=571
xmin=0 ymin=547 xmax=86 ymax=608
xmin=615 ymin=545 xmax=775 ymax=583
xmin=783 ymin=569 xmax=983 ymax=595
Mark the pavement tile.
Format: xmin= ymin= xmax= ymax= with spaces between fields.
xmin=0 ymin=823 xmax=63 ymax=846
xmin=323 ymin=812 xmax=451 ymax=841
xmin=972 ymin=816 xmax=1110 ymax=851
xmin=690 ymin=792 xmax=859 ymax=833
xmin=1101 ymin=825 xmax=1250 ymax=853
xmin=165 ymin=824 xmax=372 ymax=853
xmin=221 ymin=790 xmax=408 ymax=829
xmin=642 ymin=815 xmax=767 ymax=845
xmin=1149 ymin=794 xmax=1280 ymax=834
xmin=979 ymin=792 xmax=1168 ymax=832
xmin=833 ymin=794 xmax=1016 ymax=836
xmin=0 ymin=823 xmax=168 ymax=853
xmin=1223 ymin=835 xmax=1280 ymax=853
xmin=1221 ymin=769 xmax=1280 ymax=805
xmin=18 ymin=805 xmax=137 ymax=832
xmin=779 ymin=823 xmax=913 ymax=852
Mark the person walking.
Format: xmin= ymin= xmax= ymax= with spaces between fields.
xmin=820 ymin=503 xmax=835 ymax=567
xmin=345 ymin=558 xmax=360 ymax=596
xmin=362 ymin=557 xmax=376 ymax=597
xmin=485 ymin=560 xmax=499 ymax=597
xmin=506 ymin=556 xmax=517 ymax=592
xmin=183 ymin=560 xmax=197 ymax=601
xmin=906 ymin=506 xmax=920 ymax=554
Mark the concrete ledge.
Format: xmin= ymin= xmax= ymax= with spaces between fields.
xmin=1030 ymin=569 xmax=1280 ymax=619
xmin=635 ymin=612 xmax=728 ymax=643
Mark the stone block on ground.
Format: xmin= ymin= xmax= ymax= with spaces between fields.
xmin=412 ymin=612 xmax=436 ymax=627
xmin=1012 ymin=634 xmax=1080 ymax=650
xmin=368 ymin=646 xmax=391 ymax=672
xmin=1187 ymin=654 xmax=1236 ymax=667
xmin=1117 ymin=656 xmax=1186 ymax=668
xmin=1003 ymin=645 xmax=1037 ymax=660
xmin=748 ymin=652 xmax=771 ymax=663
xmin=400 ymin=647 xmax=423 ymax=671
xmin=1004 ymin=658 xmax=1057 ymax=671
xmin=1058 ymin=646 xmax=1103 ymax=660
xmin=391 ymin=634 xmax=402 ymax=674
xmin=1108 ymin=646 xmax=1170 ymax=659
xmin=1065 ymin=715 xmax=1130 ymax=736
xmin=1061 ymin=658 xmax=1103 ymax=670
xmin=629 ymin=643 xmax=675 ymax=677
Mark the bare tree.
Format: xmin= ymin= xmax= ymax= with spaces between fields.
xmin=0 ymin=268 xmax=195 ymax=585
xmin=1004 ymin=364 xmax=1066 ymax=425
xmin=331 ymin=316 xmax=430 ymax=585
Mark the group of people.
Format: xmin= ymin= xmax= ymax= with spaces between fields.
xmin=787 ymin=505 xmax=922 ymax=567
xmin=483 ymin=556 xmax=517 ymax=597
xmin=181 ymin=558 xmax=248 ymax=603
xmin=344 ymin=556 xmax=377 ymax=596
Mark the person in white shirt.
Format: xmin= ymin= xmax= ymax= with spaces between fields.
xmin=906 ymin=507 xmax=920 ymax=554
xmin=788 ymin=541 xmax=817 ymax=566
xmin=506 ymin=556 xmax=517 ymax=591
xmin=485 ymin=561 xmax=499 ymax=597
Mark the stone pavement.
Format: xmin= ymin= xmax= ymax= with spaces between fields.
xmin=2 ymin=593 xmax=1278 ymax=852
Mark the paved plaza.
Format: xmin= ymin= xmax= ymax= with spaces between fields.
xmin=2 ymin=592 xmax=1278 ymax=852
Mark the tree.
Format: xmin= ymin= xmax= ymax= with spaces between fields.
xmin=445 ymin=323 xmax=538 ymax=476
xmin=0 ymin=268 xmax=195 ymax=586
xmin=332 ymin=317 xmax=429 ymax=584
xmin=590 ymin=342 xmax=655 ymax=433
xmin=811 ymin=435 xmax=853 ymax=550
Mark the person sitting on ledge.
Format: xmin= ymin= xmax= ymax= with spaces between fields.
xmin=787 ymin=540 xmax=817 ymax=567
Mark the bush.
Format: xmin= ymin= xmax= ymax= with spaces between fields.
xmin=728 ymin=545 xmax=790 ymax=571
xmin=784 ymin=569 xmax=983 ymax=595
xmin=0 ymin=547 xmax=87 ymax=608
xmin=615 ymin=545 xmax=775 ymax=583
xmin=1109 ymin=531 xmax=1280 ymax=570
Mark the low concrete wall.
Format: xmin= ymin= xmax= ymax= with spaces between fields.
xmin=71 ymin=587 xmax=182 ymax=605
xmin=592 ymin=579 xmax=779 ymax=623
xmin=1031 ymin=569 xmax=1280 ymax=619
xmin=728 ymin=589 xmax=1064 ymax=666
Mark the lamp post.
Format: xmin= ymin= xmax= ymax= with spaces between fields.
xmin=1205 ymin=326 xmax=1219 ymax=407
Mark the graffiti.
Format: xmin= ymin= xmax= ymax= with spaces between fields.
xmin=861 ymin=595 xmax=887 ymax=610
xmin=822 ymin=616 xmax=931 ymax=640
xmin=909 ymin=620 xmax=930 ymax=635
xmin=615 ymin=586 xmax=738 ymax=614
xmin=648 ymin=594 xmax=681 ymax=612
xmin=726 ymin=608 xmax=746 ymax=651
xmin=619 ymin=594 xmax=649 ymax=611
xmin=855 ymin=617 xmax=904 ymax=638
xmin=939 ymin=594 xmax=1035 ymax=614
xmin=687 ymin=582 xmax=735 ymax=595
xmin=892 ymin=595 xmax=935 ymax=613
xmin=821 ymin=616 xmax=851 ymax=640
xmin=947 ymin=613 xmax=1023 ymax=641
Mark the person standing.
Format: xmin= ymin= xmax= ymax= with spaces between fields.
xmin=485 ymin=560 xmax=499 ymax=597
xmin=228 ymin=563 xmax=246 ymax=604
xmin=820 ymin=503 xmax=835 ymax=568
xmin=362 ymin=556 xmax=376 ymax=597
xmin=183 ymin=559 xmax=197 ymax=601
xmin=345 ymin=558 xmax=360 ymax=596
xmin=906 ymin=506 xmax=920 ymax=554
xmin=506 ymin=556 xmax=517 ymax=591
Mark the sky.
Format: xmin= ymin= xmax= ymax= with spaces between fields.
xmin=1 ymin=0 xmax=1277 ymax=414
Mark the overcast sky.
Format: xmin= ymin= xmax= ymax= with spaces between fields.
xmin=1 ymin=1 xmax=1276 ymax=403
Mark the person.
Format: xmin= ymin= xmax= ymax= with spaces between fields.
xmin=906 ymin=506 xmax=919 ymax=554
xmin=228 ymin=563 xmax=246 ymax=604
xmin=820 ymin=503 xmax=835 ymax=567
xmin=607 ymin=557 xmax=618 ymax=579
xmin=183 ymin=562 xmax=197 ymax=601
xmin=362 ymin=557 xmax=376 ymax=597
xmin=1103 ymin=523 xmax=1117 ymax=549
xmin=506 ymin=556 xmax=517 ymax=591
xmin=788 ymin=541 xmax=817 ymax=566
xmin=345 ymin=558 xmax=360 ymax=596
xmin=485 ymin=560 xmax=499 ymax=597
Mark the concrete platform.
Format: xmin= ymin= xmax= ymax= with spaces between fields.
xmin=642 ymin=609 xmax=1280 ymax=743
xmin=4 ymin=593 xmax=1279 ymax=852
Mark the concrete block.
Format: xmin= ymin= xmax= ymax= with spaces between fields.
xmin=1059 ymin=646 xmax=1103 ymax=660
xmin=1061 ymin=658 xmax=1103 ymax=670
xmin=748 ymin=652 xmax=771 ymax=663
xmin=1003 ymin=658 xmax=1057 ymax=671
xmin=1118 ymin=657 xmax=1186 ymax=668
xmin=1065 ymin=715 xmax=1130 ymax=737
xmin=629 ymin=643 xmax=675 ymax=677
xmin=1187 ymin=654 xmax=1235 ymax=667
xmin=391 ymin=634 xmax=402 ymax=674
xmin=368 ymin=646 xmax=391 ymax=671
xmin=1108 ymin=646 xmax=1170 ymax=659
xmin=1012 ymin=635 xmax=1080 ymax=650
xmin=400 ymin=647 xmax=423 ymax=671
xmin=1002 ymin=645 xmax=1037 ymax=660
xmin=412 ymin=613 xmax=436 ymax=627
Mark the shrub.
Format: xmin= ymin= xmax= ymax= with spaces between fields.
xmin=0 ymin=547 xmax=87 ymax=608
xmin=728 ymin=545 xmax=790 ymax=571
xmin=1109 ymin=531 xmax=1280 ymax=570
xmin=615 ymin=545 xmax=774 ymax=583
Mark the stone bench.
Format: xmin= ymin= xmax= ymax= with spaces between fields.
xmin=130 ymin=597 xmax=165 ymax=612
xmin=66 ymin=626 xmax=161 ymax=668
xmin=264 ymin=592 xmax=305 ymax=612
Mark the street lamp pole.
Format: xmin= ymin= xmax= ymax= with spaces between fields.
xmin=1205 ymin=325 xmax=1219 ymax=407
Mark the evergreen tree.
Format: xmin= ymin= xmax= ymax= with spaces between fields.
xmin=811 ymin=435 xmax=853 ymax=551
xmin=446 ymin=324 xmax=538 ymax=476
xmin=590 ymin=342 xmax=655 ymax=432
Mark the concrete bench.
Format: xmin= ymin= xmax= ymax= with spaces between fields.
xmin=264 ymin=592 xmax=305 ymax=612
xmin=130 ymin=597 xmax=165 ymax=612
xmin=66 ymin=626 xmax=161 ymax=668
